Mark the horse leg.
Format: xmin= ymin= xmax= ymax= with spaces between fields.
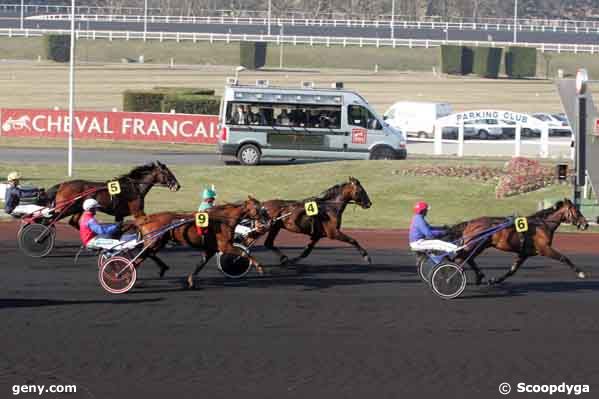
xmin=539 ymin=246 xmax=587 ymax=279
xmin=291 ymin=236 xmax=321 ymax=264
xmin=326 ymin=229 xmax=371 ymax=264
xmin=186 ymin=250 xmax=216 ymax=289
xmin=467 ymin=258 xmax=486 ymax=285
xmin=146 ymin=253 xmax=170 ymax=278
xmin=264 ymin=225 xmax=289 ymax=265
xmin=489 ymin=255 xmax=528 ymax=285
xmin=68 ymin=213 xmax=82 ymax=230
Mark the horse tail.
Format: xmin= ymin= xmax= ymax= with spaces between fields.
xmin=442 ymin=221 xmax=469 ymax=241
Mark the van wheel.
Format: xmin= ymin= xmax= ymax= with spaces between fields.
xmin=370 ymin=147 xmax=397 ymax=160
xmin=237 ymin=144 xmax=261 ymax=166
xmin=478 ymin=130 xmax=489 ymax=140
xmin=417 ymin=131 xmax=430 ymax=139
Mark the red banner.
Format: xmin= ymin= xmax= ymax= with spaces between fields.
xmin=0 ymin=108 xmax=219 ymax=144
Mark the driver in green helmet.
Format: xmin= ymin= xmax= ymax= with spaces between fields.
xmin=198 ymin=186 xmax=217 ymax=211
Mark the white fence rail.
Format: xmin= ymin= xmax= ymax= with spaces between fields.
xmin=1 ymin=28 xmax=597 ymax=54
xmin=25 ymin=13 xmax=599 ymax=34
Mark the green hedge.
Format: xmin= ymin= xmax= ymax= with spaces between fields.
xmin=240 ymin=42 xmax=267 ymax=69
xmin=152 ymin=87 xmax=215 ymax=96
xmin=42 ymin=34 xmax=71 ymax=62
xmin=473 ymin=47 xmax=503 ymax=78
xmin=440 ymin=45 xmax=473 ymax=75
xmin=161 ymin=94 xmax=221 ymax=115
xmin=122 ymin=90 xmax=166 ymax=112
xmin=505 ymin=47 xmax=537 ymax=78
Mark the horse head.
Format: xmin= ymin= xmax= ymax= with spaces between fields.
xmin=347 ymin=176 xmax=372 ymax=209
xmin=559 ymin=198 xmax=589 ymax=230
xmin=152 ymin=161 xmax=181 ymax=192
xmin=243 ymin=195 xmax=270 ymax=226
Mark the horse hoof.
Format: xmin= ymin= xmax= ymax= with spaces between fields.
xmin=363 ymin=255 xmax=372 ymax=265
xmin=578 ymin=271 xmax=587 ymax=279
xmin=280 ymin=256 xmax=289 ymax=266
xmin=256 ymin=267 xmax=264 ymax=275
xmin=186 ymin=275 xmax=194 ymax=289
xmin=159 ymin=266 xmax=169 ymax=279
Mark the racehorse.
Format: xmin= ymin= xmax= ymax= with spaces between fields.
xmin=132 ymin=196 xmax=269 ymax=288
xmin=261 ymin=177 xmax=372 ymax=267
xmin=42 ymin=161 xmax=180 ymax=228
xmin=445 ymin=199 xmax=589 ymax=285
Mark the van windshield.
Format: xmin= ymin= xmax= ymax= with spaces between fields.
xmin=226 ymin=102 xmax=341 ymax=129
xmin=348 ymin=105 xmax=381 ymax=130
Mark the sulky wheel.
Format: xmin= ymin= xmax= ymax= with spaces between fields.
xmin=430 ymin=262 xmax=467 ymax=300
xmin=99 ymin=256 xmax=137 ymax=294
xmin=217 ymin=243 xmax=252 ymax=279
xmin=417 ymin=256 xmax=437 ymax=284
xmin=18 ymin=223 xmax=56 ymax=258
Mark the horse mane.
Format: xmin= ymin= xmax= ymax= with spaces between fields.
xmin=314 ymin=183 xmax=345 ymax=201
xmin=120 ymin=163 xmax=157 ymax=180
xmin=527 ymin=200 xmax=564 ymax=220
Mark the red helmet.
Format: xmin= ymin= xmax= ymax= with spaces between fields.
xmin=413 ymin=201 xmax=429 ymax=214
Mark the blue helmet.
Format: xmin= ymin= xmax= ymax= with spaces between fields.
xmin=202 ymin=187 xmax=216 ymax=199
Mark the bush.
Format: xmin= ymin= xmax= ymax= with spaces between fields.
xmin=122 ymin=90 xmax=166 ymax=112
xmin=43 ymin=34 xmax=71 ymax=62
xmin=160 ymin=95 xmax=221 ymax=115
xmin=473 ymin=47 xmax=503 ymax=78
xmin=495 ymin=157 xmax=556 ymax=198
xmin=240 ymin=42 xmax=267 ymax=69
xmin=440 ymin=45 xmax=473 ymax=75
xmin=505 ymin=47 xmax=537 ymax=78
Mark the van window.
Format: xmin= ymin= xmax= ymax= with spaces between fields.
xmin=348 ymin=105 xmax=381 ymax=130
xmin=227 ymin=102 xmax=341 ymax=129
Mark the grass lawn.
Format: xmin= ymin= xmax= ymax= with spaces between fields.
xmin=0 ymin=159 xmax=576 ymax=229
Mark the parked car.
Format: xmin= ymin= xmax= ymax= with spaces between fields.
xmin=532 ymin=113 xmax=572 ymax=137
xmin=383 ymin=101 xmax=453 ymax=139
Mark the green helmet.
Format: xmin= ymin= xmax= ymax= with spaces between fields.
xmin=202 ymin=187 xmax=216 ymax=199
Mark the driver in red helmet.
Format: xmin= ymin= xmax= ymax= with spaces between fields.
xmin=409 ymin=201 xmax=458 ymax=253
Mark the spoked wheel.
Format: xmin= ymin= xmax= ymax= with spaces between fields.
xmin=417 ymin=256 xmax=437 ymax=284
xmin=97 ymin=250 xmax=132 ymax=270
xmin=430 ymin=262 xmax=467 ymax=300
xmin=99 ymin=256 xmax=137 ymax=294
xmin=18 ymin=223 xmax=56 ymax=258
xmin=217 ymin=243 xmax=252 ymax=279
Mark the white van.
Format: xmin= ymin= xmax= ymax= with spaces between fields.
xmin=217 ymin=81 xmax=407 ymax=165
xmin=383 ymin=101 xmax=453 ymax=139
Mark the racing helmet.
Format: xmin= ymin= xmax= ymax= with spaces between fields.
xmin=413 ymin=201 xmax=429 ymax=214
xmin=83 ymin=198 xmax=100 ymax=211
xmin=202 ymin=187 xmax=217 ymax=200
xmin=7 ymin=171 xmax=21 ymax=182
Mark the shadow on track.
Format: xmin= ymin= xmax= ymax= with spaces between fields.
xmin=0 ymin=297 xmax=164 ymax=309
xmin=460 ymin=280 xmax=599 ymax=299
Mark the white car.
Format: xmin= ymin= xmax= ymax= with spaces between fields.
xmin=532 ymin=113 xmax=572 ymax=137
xmin=384 ymin=101 xmax=453 ymax=139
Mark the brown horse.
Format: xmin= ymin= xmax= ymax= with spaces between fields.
xmin=261 ymin=177 xmax=372 ymax=267
xmin=43 ymin=161 xmax=180 ymax=228
xmin=132 ymin=197 xmax=269 ymax=288
xmin=446 ymin=199 xmax=589 ymax=285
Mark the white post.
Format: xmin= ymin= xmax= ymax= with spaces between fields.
xmin=68 ymin=0 xmax=76 ymax=177
xmin=144 ymin=0 xmax=148 ymax=39
xmin=458 ymin=122 xmax=464 ymax=157
xmin=390 ymin=0 xmax=395 ymax=39
xmin=279 ymin=24 xmax=284 ymax=68
xmin=267 ymin=0 xmax=271 ymax=35
xmin=513 ymin=0 xmax=518 ymax=43
xmin=515 ymin=124 xmax=521 ymax=156
xmin=434 ymin=123 xmax=443 ymax=155
xmin=540 ymin=125 xmax=549 ymax=158
xmin=20 ymin=0 xmax=24 ymax=30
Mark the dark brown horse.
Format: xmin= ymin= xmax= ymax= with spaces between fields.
xmin=43 ymin=161 xmax=180 ymax=228
xmin=132 ymin=197 xmax=269 ymax=288
xmin=446 ymin=199 xmax=589 ymax=285
xmin=261 ymin=177 xmax=372 ymax=267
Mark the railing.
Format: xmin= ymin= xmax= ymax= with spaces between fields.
xmin=25 ymin=13 xmax=599 ymax=34
xmin=1 ymin=28 xmax=597 ymax=54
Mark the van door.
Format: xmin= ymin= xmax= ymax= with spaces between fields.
xmin=346 ymin=104 xmax=383 ymax=156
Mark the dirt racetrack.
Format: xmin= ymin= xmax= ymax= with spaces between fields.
xmin=1 ymin=222 xmax=598 ymax=399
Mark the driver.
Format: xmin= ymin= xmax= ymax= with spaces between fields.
xmin=198 ymin=186 xmax=217 ymax=211
xmin=4 ymin=171 xmax=22 ymax=216
xmin=409 ymin=201 xmax=458 ymax=253
xmin=80 ymin=198 xmax=122 ymax=249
